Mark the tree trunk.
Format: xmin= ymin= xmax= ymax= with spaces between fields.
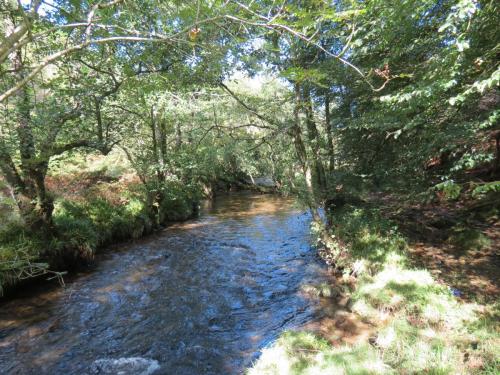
xmin=303 ymin=86 xmax=327 ymax=198
xmin=291 ymin=82 xmax=320 ymax=220
xmin=95 ymin=96 xmax=104 ymax=147
xmin=493 ymin=131 xmax=500 ymax=175
xmin=11 ymin=50 xmax=54 ymax=231
xmin=149 ymin=106 xmax=164 ymax=182
xmin=149 ymin=107 xmax=168 ymax=225
xmin=175 ymin=122 xmax=182 ymax=150
xmin=324 ymin=93 xmax=335 ymax=173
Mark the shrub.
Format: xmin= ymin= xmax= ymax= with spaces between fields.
xmin=53 ymin=214 xmax=97 ymax=261
xmin=0 ymin=224 xmax=48 ymax=294
xmin=156 ymin=180 xmax=201 ymax=222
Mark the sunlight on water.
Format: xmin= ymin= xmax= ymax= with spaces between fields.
xmin=0 ymin=193 xmax=331 ymax=374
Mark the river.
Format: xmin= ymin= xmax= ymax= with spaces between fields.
xmin=0 ymin=193 xmax=332 ymax=374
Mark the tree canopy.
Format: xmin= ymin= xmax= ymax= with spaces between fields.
xmin=0 ymin=0 xmax=498 ymax=229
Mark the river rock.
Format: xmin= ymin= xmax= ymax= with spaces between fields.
xmin=91 ymin=357 xmax=160 ymax=374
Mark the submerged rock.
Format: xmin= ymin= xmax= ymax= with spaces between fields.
xmin=91 ymin=357 xmax=160 ymax=375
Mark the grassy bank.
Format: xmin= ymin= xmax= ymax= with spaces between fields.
xmin=250 ymin=204 xmax=499 ymax=374
xmin=0 ymin=154 xmax=201 ymax=295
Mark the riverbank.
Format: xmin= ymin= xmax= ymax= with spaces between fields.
xmin=250 ymin=201 xmax=499 ymax=374
xmin=0 ymin=177 xmax=200 ymax=296
xmin=0 ymin=147 xmax=281 ymax=296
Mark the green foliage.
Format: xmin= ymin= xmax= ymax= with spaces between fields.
xmin=0 ymin=3 xmax=498 ymax=373
xmin=434 ymin=180 xmax=462 ymax=200
xmin=471 ymin=181 xmax=500 ymax=198
xmin=156 ymin=179 xmax=201 ymax=222
xmin=53 ymin=206 xmax=98 ymax=257
xmin=0 ymin=177 xmax=200 ymax=290
xmin=54 ymin=194 xmax=153 ymax=249
xmin=2 ymin=0 xmax=498 ymax=206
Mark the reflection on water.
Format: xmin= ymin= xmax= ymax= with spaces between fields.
xmin=0 ymin=192 xmax=331 ymax=374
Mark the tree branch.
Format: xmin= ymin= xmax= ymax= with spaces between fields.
xmin=0 ymin=14 xmax=225 ymax=103
xmin=47 ymin=140 xmax=94 ymax=157
xmin=219 ymin=81 xmax=281 ymax=128
xmin=0 ymin=0 xmax=41 ymax=63
xmin=224 ymin=6 xmax=390 ymax=92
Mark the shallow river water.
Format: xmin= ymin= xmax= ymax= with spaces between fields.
xmin=0 ymin=193 xmax=331 ymax=374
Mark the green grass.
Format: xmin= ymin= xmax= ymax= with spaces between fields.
xmin=249 ymin=205 xmax=499 ymax=374
xmin=249 ymin=332 xmax=389 ymax=375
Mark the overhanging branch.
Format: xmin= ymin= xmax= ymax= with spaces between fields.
xmin=219 ymin=81 xmax=282 ymax=128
